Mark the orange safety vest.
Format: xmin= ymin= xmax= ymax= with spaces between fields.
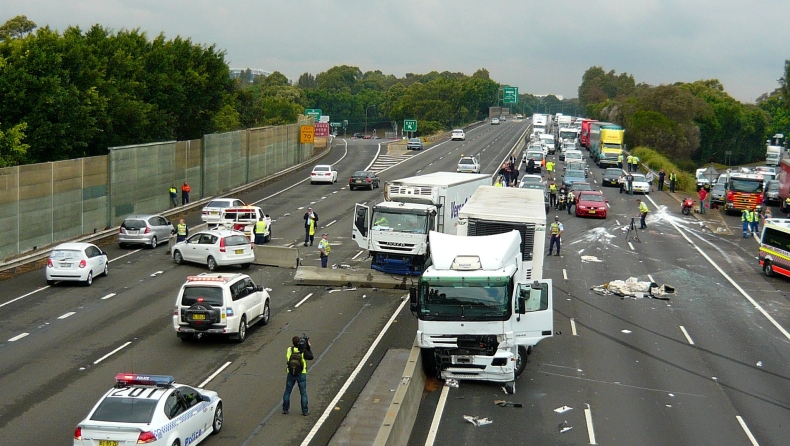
xmin=182 ymin=184 xmax=191 ymax=193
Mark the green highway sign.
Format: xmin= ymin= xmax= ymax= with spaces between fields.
xmin=403 ymin=119 xmax=418 ymax=132
xmin=330 ymin=122 xmax=342 ymax=127
xmin=503 ymin=86 xmax=518 ymax=104
xmin=305 ymin=109 xmax=321 ymax=120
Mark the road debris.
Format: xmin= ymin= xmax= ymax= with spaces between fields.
xmin=591 ymin=277 xmax=674 ymax=300
xmin=554 ymin=406 xmax=573 ymax=413
xmin=464 ymin=415 xmax=492 ymax=426
xmin=445 ymin=378 xmax=459 ymax=388
xmin=494 ymin=400 xmax=523 ymax=408
xmin=558 ymin=421 xmax=572 ymax=433
xmin=580 ymin=255 xmax=602 ymax=263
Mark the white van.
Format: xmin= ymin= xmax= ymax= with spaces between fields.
xmin=538 ymin=134 xmax=556 ymax=154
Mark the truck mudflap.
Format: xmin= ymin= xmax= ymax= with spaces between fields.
xmin=371 ymin=253 xmax=426 ymax=276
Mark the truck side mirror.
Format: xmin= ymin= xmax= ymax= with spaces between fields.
xmin=409 ymin=287 xmax=418 ymax=312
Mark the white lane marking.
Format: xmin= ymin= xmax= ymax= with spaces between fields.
xmin=300 ymin=296 xmax=410 ymax=446
xmin=647 ymin=274 xmax=655 ymax=282
xmin=585 ymin=403 xmax=598 ymax=444
xmin=352 ymin=250 xmax=364 ymax=260
xmin=0 ymin=286 xmax=50 ymax=309
xmin=425 ymin=384 xmax=451 ymax=446
xmin=324 ymin=219 xmax=337 ymax=228
xmin=150 ymin=270 xmax=163 ymax=277
xmin=571 ymin=318 xmax=578 ymax=336
xmin=363 ymin=142 xmax=382 ymax=171
xmin=101 ymin=293 xmax=116 ymax=300
xmin=628 ymin=242 xmax=635 ymax=251
xmin=679 ymin=326 xmax=695 ymax=345
xmin=645 ymin=194 xmax=790 ymax=341
xmin=563 ymin=269 xmax=568 ymax=280
xmin=252 ymin=140 xmax=349 ymax=206
xmin=109 ymin=249 xmax=142 ymax=263
xmin=58 ymin=312 xmax=76 ymax=320
xmin=294 ymin=293 xmax=313 ymax=308
xmin=93 ymin=341 xmax=132 ymax=365
xmin=198 ymin=361 xmax=232 ymax=388
xmin=736 ymin=416 xmax=760 ymax=446
xmin=8 ymin=333 xmax=29 ymax=342
xmin=615 ymin=220 xmax=620 ymax=226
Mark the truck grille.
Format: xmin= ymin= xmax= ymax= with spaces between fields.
xmin=467 ymin=219 xmax=535 ymax=260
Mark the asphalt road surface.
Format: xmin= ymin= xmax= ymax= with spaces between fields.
xmin=408 ymin=138 xmax=790 ymax=445
xmin=0 ymin=119 xmax=526 ymax=445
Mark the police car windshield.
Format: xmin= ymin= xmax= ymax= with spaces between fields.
xmin=181 ymin=286 xmax=224 ymax=306
xmin=90 ymin=397 xmax=158 ymax=423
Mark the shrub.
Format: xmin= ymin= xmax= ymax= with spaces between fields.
xmin=631 ymin=146 xmax=695 ymax=193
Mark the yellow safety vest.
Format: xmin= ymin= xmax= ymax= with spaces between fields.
xmin=639 ymin=202 xmax=649 ymax=214
xmin=626 ymin=155 xmax=633 ymax=164
xmin=742 ymin=211 xmax=754 ymax=222
xmin=547 ymin=161 xmax=554 ymax=171
xmin=177 ymin=223 xmax=187 ymax=236
xmin=550 ymin=184 xmax=557 ymax=193
xmin=255 ymin=220 xmax=267 ymax=234
xmin=286 ymin=347 xmax=307 ymax=375
xmin=318 ymin=239 xmax=331 ymax=254
xmin=632 ymin=156 xmax=639 ymax=164
xmin=550 ymin=222 xmax=560 ymax=235
xmin=618 ymin=155 xmax=623 ymax=162
xmin=169 ymin=187 xmax=177 ymax=195
xmin=669 ymin=173 xmax=677 ymax=181
xmin=308 ymin=218 xmax=316 ymax=236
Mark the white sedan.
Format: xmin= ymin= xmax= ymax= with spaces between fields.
xmin=73 ymin=373 xmax=222 ymax=446
xmin=310 ymin=165 xmax=337 ymax=184
xmin=629 ymin=174 xmax=651 ymax=194
xmin=451 ymin=129 xmax=466 ymax=141
xmin=46 ymin=242 xmax=108 ymax=286
xmin=172 ymin=229 xmax=255 ymax=271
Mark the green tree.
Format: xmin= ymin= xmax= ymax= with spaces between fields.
xmin=0 ymin=15 xmax=36 ymax=41
xmin=0 ymin=121 xmax=29 ymax=166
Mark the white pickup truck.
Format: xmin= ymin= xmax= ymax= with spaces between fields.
xmin=219 ymin=206 xmax=272 ymax=243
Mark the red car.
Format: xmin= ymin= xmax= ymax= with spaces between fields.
xmin=575 ymin=191 xmax=608 ymax=218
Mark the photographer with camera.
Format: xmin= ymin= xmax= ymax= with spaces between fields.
xmin=283 ymin=334 xmax=314 ymax=416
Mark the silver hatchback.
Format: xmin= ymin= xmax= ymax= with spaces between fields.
xmin=118 ymin=214 xmax=174 ymax=249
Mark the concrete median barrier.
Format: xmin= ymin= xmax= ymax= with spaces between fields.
xmin=254 ymin=245 xmax=299 ymax=268
xmin=373 ymin=337 xmax=424 ymax=446
xmin=294 ymin=266 xmax=417 ymax=289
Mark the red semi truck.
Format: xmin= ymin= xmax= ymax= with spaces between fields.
xmin=580 ymin=119 xmax=597 ymax=150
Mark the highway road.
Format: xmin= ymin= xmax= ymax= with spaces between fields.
xmin=0 ymin=119 xmax=526 ymax=445
xmin=408 ymin=137 xmax=790 ymax=445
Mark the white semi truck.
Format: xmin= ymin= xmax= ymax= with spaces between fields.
xmin=532 ymin=114 xmax=547 ymax=136
xmin=352 ymin=172 xmax=490 ymax=275
xmin=409 ymin=186 xmax=553 ymax=393
xmin=766 ymin=133 xmax=784 ymax=167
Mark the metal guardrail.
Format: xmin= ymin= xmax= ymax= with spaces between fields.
xmin=0 ymin=145 xmax=332 ymax=279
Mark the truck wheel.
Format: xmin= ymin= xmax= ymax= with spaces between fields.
xmin=421 ymin=348 xmax=439 ymax=378
xmin=514 ymin=346 xmax=529 ymax=377
xmin=764 ymin=261 xmax=775 ymax=277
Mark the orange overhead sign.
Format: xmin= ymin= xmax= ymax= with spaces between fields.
xmin=300 ymin=125 xmax=315 ymax=143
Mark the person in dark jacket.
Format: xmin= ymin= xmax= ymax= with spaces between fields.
xmin=303 ymin=208 xmax=318 ymax=246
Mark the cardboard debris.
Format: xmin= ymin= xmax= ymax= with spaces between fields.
xmin=591 ymin=277 xmax=674 ymax=300
xmin=464 ymin=415 xmax=492 ymax=426
xmin=580 ymin=255 xmax=602 ymax=263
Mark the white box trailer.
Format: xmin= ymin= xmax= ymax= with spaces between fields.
xmin=353 ymin=172 xmax=490 ymax=275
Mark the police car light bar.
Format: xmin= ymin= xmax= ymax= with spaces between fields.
xmin=186 ymin=275 xmax=233 ymax=283
xmin=115 ymin=373 xmax=175 ymax=387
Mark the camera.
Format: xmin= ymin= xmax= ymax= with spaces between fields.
xmin=298 ymin=333 xmax=310 ymax=351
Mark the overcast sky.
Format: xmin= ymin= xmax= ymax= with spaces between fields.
xmin=3 ymin=0 xmax=788 ymax=103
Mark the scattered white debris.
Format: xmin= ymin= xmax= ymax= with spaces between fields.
xmin=554 ymin=406 xmax=573 ymax=413
xmin=592 ymin=277 xmax=674 ymax=300
xmin=756 ymin=361 xmax=763 ymax=367
xmin=464 ymin=415 xmax=492 ymax=426
xmin=668 ymin=393 xmax=675 ymax=397
xmin=558 ymin=421 xmax=572 ymax=433
xmin=580 ymin=255 xmax=603 ymax=263
xmin=621 ymin=329 xmax=632 ymax=334
xmin=446 ymin=379 xmax=459 ymax=388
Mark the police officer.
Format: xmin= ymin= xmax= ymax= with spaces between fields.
xmin=253 ymin=217 xmax=267 ymax=245
xmin=176 ymin=219 xmax=188 ymax=242
xmin=626 ymin=154 xmax=634 ymax=172
xmin=169 ymin=185 xmax=178 ymax=207
xmin=567 ymin=191 xmax=575 ymax=215
xmin=549 ymin=181 xmax=558 ymax=207
xmin=742 ymin=208 xmax=755 ymax=238
xmin=669 ymin=172 xmax=677 ymax=193
xmin=617 ymin=152 xmax=624 ymax=169
xmin=637 ymin=199 xmax=649 ymax=229
xmin=318 ymin=233 xmax=331 ymax=268
xmin=547 ymin=216 xmax=563 ymax=256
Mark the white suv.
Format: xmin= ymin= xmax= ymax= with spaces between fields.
xmin=173 ymin=273 xmax=271 ymax=342
xmin=171 ymin=229 xmax=255 ymax=271
xmin=202 ymin=198 xmax=246 ymax=227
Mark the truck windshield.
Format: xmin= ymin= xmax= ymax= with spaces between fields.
xmin=371 ymin=210 xmax=428 ymax=233
xmin=418 ymin=279 xmax=512 ymax=321
xmin=559 ymin=131 xmax=576 ymax=140
xmin=729 ymin=179 xmax=763 ymax=193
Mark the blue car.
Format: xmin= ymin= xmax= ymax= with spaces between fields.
xmin=562 ymin=169 xmax=586 ymax=187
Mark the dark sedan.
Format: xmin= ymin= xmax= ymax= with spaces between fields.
xmin=764 ymin=180 xmax=780 ymax=205
xmin=602 ymin=168 xmax=623 ymax=187
xmin=349 ymin=171 xmax=380 ymax=190
xmin=710 ymin=183 xmax=726 ymax=208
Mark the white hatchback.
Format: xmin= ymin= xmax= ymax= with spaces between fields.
xmin=171 ymin=229 xmax=255 ymax=271
xmin=46 ymin=242 xmax=108 ymax=286
xmin=311 ymin=165 xmax=338 ymax=184
xmin=451 ymin=129 xmax=466 ymax=141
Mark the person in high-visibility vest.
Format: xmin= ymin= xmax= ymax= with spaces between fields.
xmin=303 ymin=208 xmax=318 ymax=246
xmin=751 ymin=206 xmax=761 ymax=236
xmin=669 ymin=172 xmax=677 ymax=193
xmin=785 ymin=197 xmax=790 ymax=217
xmin=626 ymin=155 xmax=634 ymax=172
xmin=617 ymin=153 xmax=624 ymax=169
xmin=176 ymin=219 xmax=188 ymax=242
xmin=547 ymin=216 xmax=563 ymax=256
xmin=318 ymin=233 xmax=331 ymax=268
xmin=254 ymin=217 xmax=267 ymax=245
xmin=631 ymin=155 xmax=639 ymax=173
xmin=169 ymin=185 xmax=178 ymax=207
xmin=742 ymin=208 xmax=755 ymax=238
xmin=549 ymin=181 xmax=558 ymax=207
xmin=637 ymin=199 xmax=649 ymax=229
xmin=546 ymin=160 xmax=555 ymax=176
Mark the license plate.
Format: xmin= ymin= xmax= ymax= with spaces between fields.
xmin=191 ymin=314 xmax=206 ymax=320
xmin=99 ymin=441 xmax=119 ymax=446
xmin=210 ymin=211 xmax=218 ymax=215
xmin=60 ymin=263 xmax=71 ymax=267
xmin=356 ymin=180 xmax=362 ymax=183
xmin=589 ymin=210 xmax=596 ymax=214
xmin=235 ymin=249 xmax=244 ymax=254
xmin=454 ymin=355 xmax=473 ymax=364
xmin=128 ymin=230 xmax=138 ymax=234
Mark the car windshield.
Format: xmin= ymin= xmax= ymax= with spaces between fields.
xmin=89 ymin=397 xmax=158 ymax=423
xmin=181 ymin=286 xmax=225 ymax=306
xmin=314 ymin=166 xmax=329 ymax=172
xmin=371 ymin=210 xmax=428 ymax=233
xmin=566 ymin=153 xmax=582 ymax=159
xmin=566 ymin=170 xmax=585 ymax=178
xmin=206 ymin=200 xmax=233 ymax=209
xmin=521 ymin=183 xmax=544 ymax=190
xmin=453 ymin=130 xmax=463 ymax=134
xmin=352 ymin=171 xmax=370 ymax=177
xmin=631 ymin=175 xmax=646 ymax=182
xmin=521 ymin=176 xmax=543 ymax=184
xmin=559 ymin=131 xmax=577 ymax=139
xmin=580 ymin=193 xmax=604 ymax=202
xmin=459 ymin=159 xmax=475 ymax=165
xmin=605 ymin=169 xmax=621 ymax=176
xmin=768 ymin=182 xmax=780 ymax=192
xmin=418 ymin=278 xmax=512 ymax=321
xmin=50 ymin=249 xmax=82 ymax=260
xmin=527 ymin=153 xmax=543 ymax=160
xmin=121 ymin=219 xmax=146 ymax=230
xmin=572 ymin=183 xmax=592 ymax=191
xmin=409 ymin=138 xmax=421 ymax=143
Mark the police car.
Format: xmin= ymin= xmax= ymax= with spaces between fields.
xmin=74 ymin=373 xmax=222 ymax=446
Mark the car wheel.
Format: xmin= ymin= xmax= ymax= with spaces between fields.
xmin=241 ymin=263 xmax=251 ymax=269
xmin=211 ymin=403 xmax=223 ymax=434
xmin=149 ymin=236 xmax=157 ymax=249
xmin=174 ymin=250 xmax=184 ymax=264
xmin=46 ymin=280 xmax=55 ymax=286
xmin=235 ymin=316 xmax=247 ymax=343
xmin=310 ymin=181 xmax=315 ymax=185
xmin=369 ymin=183 xmax=375 ymax=190
xmin=102 ymin=262 xmax=108 ymax=277
xmin=207 ymin=256 xmax=217 ymax=271
xmin=171 ymin=441 xmax=179 ymax=446
xmin=84 ymin=271 xmax=93 ymax=287
xmin=515 ymin=346 xmax=529 ymax=377
xmin=261 ymin=300 xmax=270 ymax=325
xmin=764 ymin=262 xmax=774 ymax=277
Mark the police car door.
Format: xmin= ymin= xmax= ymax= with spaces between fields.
xmin=512 ymin=279 xmax=554 ymax=347
xmin=174 ymin=386 xmax=208 ymax=442
xmin=352 ymin=204 xmax=370 ymax=250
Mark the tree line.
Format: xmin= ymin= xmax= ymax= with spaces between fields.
xmin=577 ymin=66 xmax=789 ymax=169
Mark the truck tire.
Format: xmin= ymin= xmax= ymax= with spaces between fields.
xmin=514 ymin=346 xmax=529 ymax=378
xmin=421 ymin=348 xmax=439 ymax=378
